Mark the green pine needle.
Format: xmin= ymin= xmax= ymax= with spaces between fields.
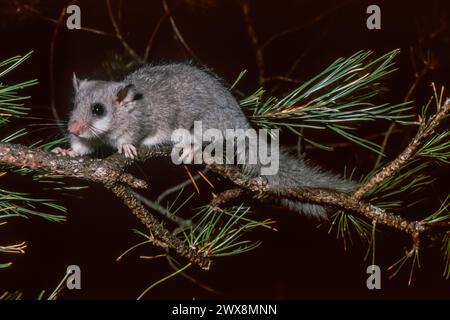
xmin=231 ymin=70 xmax=247 ymax=89
xmin=137 ymin=263 xmax=191 ymax=300
xmin=183 ymin=204 xmax=274 ymax=257
xmin=363 ymin=161 xmax=434 ymax=209
xmin=0 ymin=52 xmax=37 ymax=123
xmin=1 ymin=128 xmax=28 ymax=143
xmin=0 ymin=262 xmax=13 ymax=269
xmin=242 ymin=49 xmax=414 ymax=152
xmin=0 ymin=188 xmax=66 ymax=223
xmin=327 ymin=210 xmax=373 ymax=250
xmin=418 ymin=130 xmax=450 ymax=164
xmin=32 ymin=136 xmax=69 ymax=152
xmin=423 ymin=194 xmax=450 ymax=225
xmin=388 ymin=247 xmax=420 ymax=286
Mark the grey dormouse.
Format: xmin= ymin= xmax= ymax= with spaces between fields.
xmin=53 ymin=62 xmax=356 ymax=218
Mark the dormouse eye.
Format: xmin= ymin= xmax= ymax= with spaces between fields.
xmin=91 ymin=103 xmax=105 ymax=117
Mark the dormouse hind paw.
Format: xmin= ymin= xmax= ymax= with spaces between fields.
xmin=117 ymin=144 xmax=138 ymax=159
xmin=51 ymin=147 xmax=80 ymax=157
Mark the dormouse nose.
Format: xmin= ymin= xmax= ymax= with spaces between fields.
xmin=68 ymin=120 xmax=86 ymax=136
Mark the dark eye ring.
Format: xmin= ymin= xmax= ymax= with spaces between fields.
xmin=91 ymin=103 xmax=105 ymax=117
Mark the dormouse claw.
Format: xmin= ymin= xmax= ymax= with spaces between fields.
xmin=117 ymin=144 xmax=138 ymax=159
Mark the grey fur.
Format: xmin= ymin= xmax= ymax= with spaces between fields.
xmin=66 ymin=62 xmax=356 ymax=218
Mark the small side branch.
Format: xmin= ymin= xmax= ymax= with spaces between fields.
xmin=0 ymin=105 xmax=448 ymax=269
xmin=207 ymin=164 xmax=430 ymax=237
xmin=210 ymin=188 xmax=245 ymax=210
xmin=110 ymin=185 xmax=211 ymax=270
xmin=241 ymin=0 xmax=265 ymax=87
xmin=0 ymin=142 xmax=211 ymax=269
xmin=373 ymin=64 xmax=432 ymax=170
xmin=162 ymin=0 xmax=199 ymax=61
xmin=355 ymin=98 xmax=450 ymax=200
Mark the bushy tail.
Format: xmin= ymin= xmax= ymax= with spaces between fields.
xmin=243 ymin=148 xmax=356 ymax=219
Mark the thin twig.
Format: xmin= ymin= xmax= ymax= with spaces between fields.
xmin=110 ymin=184 xmax=211 ymax=270
xmin=117 ymin=0 xmax=123 ymax=26
xmin=267 ymin=30 xmax=326 ymax=95
xmin=106 ymin=0 xmax=144 ymax=63
xmin=264 ymin=76 xmax=302 ymax=84
xmin=131 ymin=190 xmax=192 ymax=228
xmin=49 ymin=1 xmax=79 ymax=124
xmin=241 ymin=0 xmax=265 ymax=87
xmin=162 ymin=0 xmax=200 ymax=61
xmin=373 ymin=66 xmax=430 ymax=169
xmin=355 ymin=98 xmax=450 ymax=200
xmin=260 ymin=1 xmax=351 ymax=50
xmin=19 ymin=4 xmax=115 ymax=37
xmin=143 ymin=2 xmax=174 ymax=60
xmin=374 ymin=122 xmax=397 ymax=169
xmin=210 ymin=188 xmax=244 ymax=210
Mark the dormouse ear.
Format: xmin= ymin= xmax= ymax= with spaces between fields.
xmin=116 ymin=83 xmax=141 ymax=106
xmin=73 ymin=73 xmax=80 ymax=91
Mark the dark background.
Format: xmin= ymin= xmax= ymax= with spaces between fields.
xmin=0 ymin=0 xmax=449 ymax=299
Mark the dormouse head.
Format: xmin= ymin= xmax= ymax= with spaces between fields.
xmin=68 ymin=73 xmax=141 ymax=139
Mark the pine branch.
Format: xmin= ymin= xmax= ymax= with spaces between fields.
xmin=363 ymin=161 xmax=434 ymax=210
xmin=183 ymin=204 xmax=271 ymax=257
xmin=130 ymin=144 xmax=450 ymax=240
xmin=0 ymin=51 xmax=68 ymax=269
xmin=0 ymin=134 xmax=448 ymax=272
xmin=207 ymin=163 xmax=428 ymax=235
xmin=209 ymin=188 xmax=245 ymax=210
xmin=0 ymin=142 xmax=147 ymax=189
xmin=0 ymin=142 xmax=213 ymax=269
xmin=242 ymin=50 xmax=414 ymax=152
xmin=354 ymin=97 xmax=450 ymax=200
xmin=110 ymin=184 xmax=211 ymax=270
xmin=0 ymin=51 xmax=448 ymax=281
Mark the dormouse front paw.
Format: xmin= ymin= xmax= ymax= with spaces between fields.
xmin=51 ymin=147 xmax=80 ymax=157
xmin=117 ymin=144 xmax=138 ymax=159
